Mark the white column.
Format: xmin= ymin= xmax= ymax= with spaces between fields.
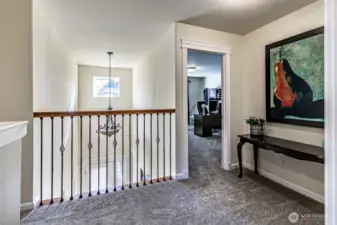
xmin=0 ymin=122 xmax=28 ymax=225
xmin=222 ymin=53 xmax=232 ymax=170
xmin=325 ymin=0 xmax=337 ymax=223
xmin=180 ymin=46 xmax=189 ymax=179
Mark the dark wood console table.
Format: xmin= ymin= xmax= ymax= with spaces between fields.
xmin=237 ymin=134 xmax=324 ymax=178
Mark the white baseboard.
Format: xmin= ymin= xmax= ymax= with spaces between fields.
xmin=175 ymin=170 xmax=188 ymax=180
xmin=231 ymin=162 xmax=324 ymax=204
xmin=20 ymin=202 xmax=35 ymax=212
xmin=224 ymin=161 xmax=236 ymax=171
xmin=231 ymin=162 xmax=253 ymax=170
xmin=175 ymin=173 xmax=185 ymax=180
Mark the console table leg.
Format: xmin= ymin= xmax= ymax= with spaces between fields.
xmin=253 ymin=144 xmax=259 ymax=174
xmin=237 ymin=142 xmax=243 ymax=178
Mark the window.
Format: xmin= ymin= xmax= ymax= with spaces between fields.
xmin=93 ymin=77 xmax=120 ymax=97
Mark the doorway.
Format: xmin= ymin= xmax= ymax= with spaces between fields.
xmin=181 ymin=40 xmax=232 ymax=176
xmin=187 ymin=50 xmax=223 ymax=172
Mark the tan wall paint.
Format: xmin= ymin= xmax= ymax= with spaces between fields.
xmin=0 ymin=0 xmax=33 ymax=204
xmin=242 ymin=1 xmax=324 ymax=200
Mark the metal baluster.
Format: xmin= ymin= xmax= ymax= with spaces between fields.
xmin=39 ymin=118 xmax=43 ymax=206
xmin=156 ymin=113 xmax=160 ymax=183
xmin=129 ymin=114 xmax=132 ymax=189
xmin=60 ymin=117 xmax=65 ymax=202
xmin=88 ymin=116 xmax=92 ymax=197
xmin=143 ymin=114 xmax=146 ymax=186
xmin=105 ymin=115 xmax=109 ymax=193
xmin=70 ymin=116 xmax=74 ymax=200
xmin=169 ymin=113 xmax=172 ymax=180
xmin=150 ymin=114 xmax=153 ymax=184
xmin=79 ymin=116 xmax=83 ymax=199
xmin=97 ymin=115 xmax=101 ymax=195
xmin=50 ymin=117 xmax=54 ymax=204
xmin=113 ymin=115 xmax=117 ymax=192
xmin=163 ymin=114 xmax=166 ymax=181
xmin=121 ymin=115 xmax=125 ymax=190
xmin=136 ymin=114 xmax=139 ymax=187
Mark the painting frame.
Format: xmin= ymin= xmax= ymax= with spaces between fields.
xmin=265 ymin=27 xmax=324 ymax=128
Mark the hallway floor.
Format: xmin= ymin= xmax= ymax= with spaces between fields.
xmin=21 ymin=132 xmax=323 ymax=225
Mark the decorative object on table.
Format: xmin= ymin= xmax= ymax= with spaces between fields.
xmin=96 ymin=52 xmax=121 ymax=137
xmin=265 ymin=27 xmax=324 ymax=128
xmin=245 ymin=116 xmax=266 ymax=137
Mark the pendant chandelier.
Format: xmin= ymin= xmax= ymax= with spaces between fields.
xmin=97 ymin=52 xmax=121 ymax=137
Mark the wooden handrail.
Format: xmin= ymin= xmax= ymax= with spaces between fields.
xmin=34 ymin=109 xmax=176 ymax=118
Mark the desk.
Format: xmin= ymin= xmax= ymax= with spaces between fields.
xmin=194 ymin=114 xmax=221 ymax=137
xmin=237 ymin=134 xmax=324 ymax=178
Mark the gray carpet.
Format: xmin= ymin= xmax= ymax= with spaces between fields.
xmin=21 ymin=132 xmax=324 ymax=225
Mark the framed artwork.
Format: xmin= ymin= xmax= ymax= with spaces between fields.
xmin=265 ymin=27 xmax=324 ymax=128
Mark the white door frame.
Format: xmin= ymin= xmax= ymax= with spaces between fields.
xmin=181 ymin=40 xmax=232 ymax=171
xmin=325 ymin=0 xmax=337 ymax=223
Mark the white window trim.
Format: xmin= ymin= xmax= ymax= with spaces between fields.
xmin=93 ymin=76 xmax=120 ymax=98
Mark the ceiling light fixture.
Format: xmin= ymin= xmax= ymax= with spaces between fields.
xmin=96 ymin=52 xmax=121 ymax=137
xmin=187 ymin=66 xmax=197 ymax=73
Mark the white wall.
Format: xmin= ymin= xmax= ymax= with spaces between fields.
xmin=133 ymin=24 xmax=176 ymax=109
xmin=133 ymin=24 xmax=176 ymax=178
xmin=242 ymin=1 xmax=324 ymax=202
xmin=33 ymin=0 xmax=78 ymax=203
xmin=188 ymin=77 xmax=205 ymax=114
xmin=176 ymin=23 xmax=244 ymax=176
xmin=0 ymin=140 xmax=22 ymax=225
xmin=78 ymin=65 xmax=133 ymax=110
xmin=0 ymin=0 xmax=33 ymax=205
xmin=205 ymin=74 xmax=221 ymax=89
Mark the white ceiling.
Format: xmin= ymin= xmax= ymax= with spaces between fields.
xmin=37 ymin=0 xmax=317 ymax=68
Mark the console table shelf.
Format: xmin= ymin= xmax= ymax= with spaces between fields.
xmin=237 ymin=134 xmax=324 ymax=178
